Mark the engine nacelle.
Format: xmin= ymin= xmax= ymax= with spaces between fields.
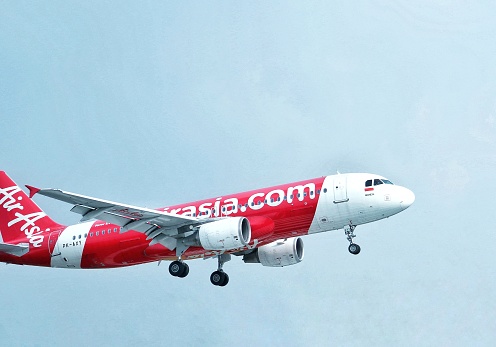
xmin=243 ymin=237 xmax=304 ymax=267
xmin=198 ymin=217 xmax=251 ymax=250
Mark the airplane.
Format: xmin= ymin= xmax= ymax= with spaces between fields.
xmin=0 ymin=170 xmax=414 ymax=286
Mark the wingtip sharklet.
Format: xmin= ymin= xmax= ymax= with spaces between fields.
xmin=25 ymin=185 xmax=41 ymax=199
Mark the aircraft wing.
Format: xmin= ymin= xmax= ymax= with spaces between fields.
xmin=28 ymin=186 xmax=204 ymax=253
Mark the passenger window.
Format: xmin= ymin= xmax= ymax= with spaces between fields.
xmin=374 ymin=179 xmax=383 ymax=186
xmin=72 ymin=236 xmax=76 ymax=240
xmin=114 ymin=228 xmax=117 ymax=233
xmin=323 ymin=188 xmax=327 ymax=193
xmin=102 ymin=230 xmax=105 ymax=235
xmin=365 ymin=180 xmax=373 ymax=187
xmin=84 ymin=233 xmax=87 ymax=238
xmin=96 ymin=232 xmax=99 ymax=236
xmin=317 ymin=189 xmax=321 ymax=194
xmin=78 ymin=235 xmax=81 ymax=239
xmin=90 ymin=233 xmax=93 ymax=237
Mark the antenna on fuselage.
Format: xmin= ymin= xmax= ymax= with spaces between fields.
xmin=337 ymin=170 xmax=341 ymax=174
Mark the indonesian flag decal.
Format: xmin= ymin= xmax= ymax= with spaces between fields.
xmin=364 ymin=187 xmax=374 ymax=192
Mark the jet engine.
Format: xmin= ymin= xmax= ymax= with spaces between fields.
xmin=242 ymin=237 xmax=304 ymax=267
xmin=198 ymin=217 xmax=251 ymax=250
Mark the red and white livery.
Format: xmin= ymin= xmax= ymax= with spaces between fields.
xmin=0 ymin=171 xmax=414 ymax=286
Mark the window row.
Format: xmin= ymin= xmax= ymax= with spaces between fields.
xmin=70 ymin=227 xmax=120 ymax=240
xmin=89 ymin=227 xmax=119 ymax=237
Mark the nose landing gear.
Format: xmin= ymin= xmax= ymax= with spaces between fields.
xmin=348 ymin=243 xmax=361 ymax=255
xmin=345 ymin=223 xmax=361 ymax=255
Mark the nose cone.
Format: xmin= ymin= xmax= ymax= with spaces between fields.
xmin=400 ymin=188 xmax=415 ymax=209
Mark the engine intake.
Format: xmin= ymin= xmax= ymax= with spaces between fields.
xmin=243 ymin=237 xmax=304 ymax=267
xmin=198 ymin=217 xmax=251 ymax=250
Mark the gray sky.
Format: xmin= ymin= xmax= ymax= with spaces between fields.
xmin=1 ymin=1 xmax=495 ymax=346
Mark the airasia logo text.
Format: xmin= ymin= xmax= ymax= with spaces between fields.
xmin=0 ymin=186 xmax=45 ymax=248
xmin=164 ymin=183 xmax=317 ymax=218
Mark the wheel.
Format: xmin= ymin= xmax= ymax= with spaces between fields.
xmin=219 ymin=272 xmax=229 ymax=286
xmin=348 ymin=243 xmax=361 ymax=255
xmin=210 ymin=270 xmax=228 ymax=286
xmin=210 ymin=270 xmax=224 ymax=285
xmin=177 ymin=263 xmax=189 ymax=278
xmin=169 ymin=261 xmax=187 ymax=277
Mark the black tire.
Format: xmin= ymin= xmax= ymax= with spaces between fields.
xmin=210 ymin=270 xmax=227 ymax=286
xmin=348 ymin=243 xmax=361 ymax=255
xmin=169 ymin=261 xmax=186 ymax=277
xmin=220 ymin=272 xmax=229 ymax=287
xmin=178 ymin=263 xmax=189 ymax=278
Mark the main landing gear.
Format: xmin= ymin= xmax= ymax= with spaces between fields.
xmin=169 ymin=260 xmax=189 ymax=278
xmin=345 ymin=223 xmax=361 ymax=255
xmin=210 ymin=254 xmax=231 ymax=287
xmin=168 ymin=254 xmax=232 ymax=287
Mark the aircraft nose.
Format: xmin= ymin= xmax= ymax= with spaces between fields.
xmin=400 ymin=187 xmax=415 ymax=209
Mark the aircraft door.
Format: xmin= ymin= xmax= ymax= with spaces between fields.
xmin=333 ymin=176 xmax=349 ymax=203
xmin=48 ymin=230 xmax=61 ymax=256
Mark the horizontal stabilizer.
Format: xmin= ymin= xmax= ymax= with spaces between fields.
xmin=0 ymin=242 xmax=29 ymax=257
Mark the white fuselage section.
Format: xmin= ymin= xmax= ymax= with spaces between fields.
xmin=50 ymin=222 xmax=93 ymax=268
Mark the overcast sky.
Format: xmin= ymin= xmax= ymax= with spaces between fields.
xmin=1 ymin=1 xmax=495 ymax=346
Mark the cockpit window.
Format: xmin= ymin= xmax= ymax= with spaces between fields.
xmin=366 ymin=178 xmax=395 ymax=187
xmin=374 ymin=179 xmax=383 ymax=186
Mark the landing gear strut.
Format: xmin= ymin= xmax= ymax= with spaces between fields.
xmin=169 ymin=260 xmax=189 ymax=278
xmin=210 ymin=254 xmax=231 ymax=287
xmin=345 ymin=223 xmax=361 ymax=255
